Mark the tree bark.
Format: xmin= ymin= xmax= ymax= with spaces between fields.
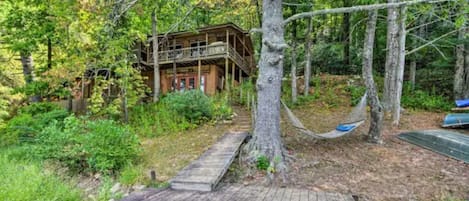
xmin=465 ymin=31 xmax=469 ymax=99
xmin=248 ymin=0 xmax=287 ymax=181
xmin=152 ymin=10 xmax=160 ymax=102
xmin=363 ymin=10 xmax=383 ymax=144
xmin=304 ymin=17 xmax=312 ymax=96
xmin=392 ymin=5 xmax=407 ymax=126
xmin=20 ymin=52 xmax=40 ymax=102
xmin=291 ymin=19 xmax=298 ymax=103
xmin=383 ymin=0 xmax=399 ymax=112
xmin=454 ymin=22 xmax=466 ymax=99
xmin=342 ymin=0 xmax=351 ymax=67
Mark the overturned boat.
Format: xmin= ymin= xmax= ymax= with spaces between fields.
xmin=398 ymin=130 xmax=469 ymax=163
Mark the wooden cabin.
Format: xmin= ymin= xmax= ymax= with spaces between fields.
xmin=135 ymin=23 xmax=256 ymax=95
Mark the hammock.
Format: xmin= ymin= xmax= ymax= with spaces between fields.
xmin=282 ymin=93 xmax=367 ymax=139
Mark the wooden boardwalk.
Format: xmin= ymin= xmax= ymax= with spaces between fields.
xmin=121 ymin=184 xmax=355 ymax=201
xmin=170 ymin=132 xmax=248 ymax=191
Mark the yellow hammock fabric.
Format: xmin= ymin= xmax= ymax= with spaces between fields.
xmin=282 ymin=94 xmax=367 ymax=139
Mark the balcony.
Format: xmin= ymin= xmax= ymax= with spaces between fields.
xmin=143 ymin=42 xmax=252 ymax=74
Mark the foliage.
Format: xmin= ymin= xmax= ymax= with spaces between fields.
xmin=256 ymin=155 xmax=270 ymax=171
xmin=119 ymin=164 xmax=143 ymax=186
xmin=401 ymin=84 xmax=452 ymax=112
xmin=232 ymin=81 xmax=256 ymax=107
xmin=1 ymin=104 xmax=69 ymax=146
xmin=18 ymin=102 xmax=62 ymax=116
xmin=36 ymin=116 xmax=140 ymax=174
xmin=84 ymin=119 xmax=140 ymax=173
xmin=211 ymin=93 xmax=233 ymax=121
xmin=163 ymin=90 xmax=212 ymax=123
xmin=0 ymin=150 xmax=82 ymax=201
xmin=130 ymin=102 xmax=194 ymax=137
xmin=346 ymin=85 xmax=367 ymax=106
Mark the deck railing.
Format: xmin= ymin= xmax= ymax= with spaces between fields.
xmin=147 ymin=42 xmax=250 ymax=73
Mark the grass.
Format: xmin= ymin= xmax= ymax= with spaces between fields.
xmin=138 ymin=123 xmax=230 ymax=183
xmin=0 ymin=147 xmax=83 ymax=201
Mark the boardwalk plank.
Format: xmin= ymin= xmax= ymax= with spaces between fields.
xmin=298 ymin=189 xmax=309 ymax=201
xmin=271 ymin=187 xmax=286 ymax=201
xmin=316 ymin=191 xmax=326 ymax=201
xmin=290 ymin=188 xmax=301 ymax=201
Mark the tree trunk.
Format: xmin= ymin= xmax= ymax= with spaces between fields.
xmin=383 ymin=0 xmax=400 ymax=112
xmin=465 ymin=32 xmax=469 ymax=99
xmin=152 ymin=10 xmax=160 ymax=102
xmin=247 ymin=0 xmax=287 ymax=181
xmin=20 ymin=52 xmax=40 ymax=102
xmin=454 ymin=23 xmax=466 ymax=99
xmin=454 ymin=30 xmax=465 ymax=99
xmin=304 ymin=17 xmax=312 ymax=96
xmin=291 ymin=19 xmax=298 ymax=103
xmin=342 ymin=0 xmax=351 ymax=68
xmin=47 ymin=38 xmax=52 ymax=69
xmin=392 ymin=5 xmax=407 ymax=126
xmin=363 ymin=10 xmax=383 ymax=144
xmin=409 ymin=60 xmax=416 ymax=90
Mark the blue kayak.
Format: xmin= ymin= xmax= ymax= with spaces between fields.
xmin=456 ymin=99 xmax=469 ymax=107
xmin=442 ymin=113 xmax=469 ymax=128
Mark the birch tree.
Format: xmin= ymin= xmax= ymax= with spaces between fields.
xmin=392 ymin=5 xmax=407 ymax=126
xmin=383 ymin=0 xmax=400 ymax=112
xmin=246 ymin=0 xmax=288 ymax=181
xmin=363 ymin=10 xmax=383 ymax=144
xmin=454 ymin=9 xmax=467 ymax=99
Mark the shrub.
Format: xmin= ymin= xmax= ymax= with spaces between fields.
xmin=401 ymin=87 xmax=452 ymax=112
xmin=130 ymin=103 xmax=195 ymax=137
xmin=36 ymin=116 xmax=140 ymax=174
xmin=256 ymin=155 xmax=270 ymax=171
xmin=163 ymin=90 xmax=212 ymax=123
xmin=1 ymin=107 xmax=69 ymax=147
xmin=211 ymin=93 xmax=233 ymax=121
xmin=346 ymin=85 xmax=367 ymax=106
xmin=119 ymin=164 xmax=142 ymax=186
xmin=35 ymin=116 xmax=85 ymax=171
xmin=0 ymin=152 xmax=82 ymax=201
xmin=18 ymin=102 xmax=62 ymax=116
xmin=84 ymin=119 xmax=140 ymax=173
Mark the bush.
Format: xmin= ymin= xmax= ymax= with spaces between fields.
xmin=346 ymin=85 xmax=367 ymax=106
xmin=130 ymin=103 xmax=195 ymax=137
xmin=0 ymin=152 xmax=82 ymax=201
xmin=163 ymin=90 xmax=212 ymax=123
xmin=84 ymin=119 xmax=140 ymax=173
xmin=36 ymin=116 xmax=140 ymax=174
xmin=0 ymin=107 xmax=69 ymax=147
xmin=18 ymin=102 xmax=62 ymax=116
xmin=401 ymin=85 xmax=452 ymax=112
xmin=256 ymin=155 xmax=270 ymax=171
xmin=211 ymin=93 xmax=233 ymax=121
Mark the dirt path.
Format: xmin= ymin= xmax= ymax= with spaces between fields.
xmin=239 ymin=105 xmax=469 ymax=201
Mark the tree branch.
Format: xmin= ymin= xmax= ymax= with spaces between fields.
xmin=284 ymin=0 xmax=452 ymax=25
xmin=406 ymin=28 xmax=460 ymax=56
xmin=407 ymin=33 xmax=447 ymax=59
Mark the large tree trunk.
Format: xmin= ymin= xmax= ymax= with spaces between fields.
xmin=383 ymin=0 xmax=400 ymax=112
xmin=465 ymin=35 xmax=469 ymax=99
xmin=454 ymin=23 xmax=466 ymax=99
xmin=304 ymin=17 xmax=312 ymax=96
xmin=342 ymin=0 xmax=351 ymax=68
xmin=363 ymin=10 xmax=383 ymax=144
xmin=392 ymin=6 xmax=407 ymax=126
xmin=291 ymin=19 xmax=298 ymax=103
xmin=152 ymin=10 xmax=160 ymax=102
xmin=247 ymin=0 xmax=287 ymax=181
xmin=20 ymin=52 xmax=40 ymax=102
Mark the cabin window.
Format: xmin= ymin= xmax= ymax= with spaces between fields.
xmin=190 ymin=41 xmax=207 ymax=57
xmin=169 ymin=44 xmax=183 ymax=59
